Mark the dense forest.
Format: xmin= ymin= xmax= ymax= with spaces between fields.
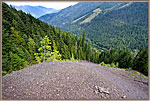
xmin=2 ymin=3 xmax=148 ymax=76
xmin=2 ymin=3 xmax=99 ymax=76
xmin=39 ymin=2 xmax=148 ymax=50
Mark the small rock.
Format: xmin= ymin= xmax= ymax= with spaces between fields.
xmin=95 ymin=85 xmax=98 ymax=90
xmin=99 ymin=87 xmax=109 ymax=94
xmin=46 ymin=72 xmax=49 ymax=75
xmin=101 ymin=93 xmax=105 ymax=98
xmin=56 ymin=94 xmax=60 ymax=96
xmin=121 ymin=95 xmax=126 ymax=98
xmin=95 ymin=90 xmax=99 ymax=94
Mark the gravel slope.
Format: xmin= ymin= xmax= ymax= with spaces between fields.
xmin=2 ymin=61 xmax=148 ymax=100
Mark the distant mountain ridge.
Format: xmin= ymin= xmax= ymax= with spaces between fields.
xmin=39 ymin=2 xmax=148 ymax=50
xmin=11 ymin=5 xmax=59 ymax=18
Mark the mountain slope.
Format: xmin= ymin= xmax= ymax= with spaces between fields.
xmin=2 ymin=2 xmax=148 ymax=78
xmin=11 ymin=5 xmax=59 ymax=18
xmin=39 ymin=2 xmax=123 ymax=26
xmin=2 ymin=3 xmax=99 ymax=76
xmin=39 ymin=2 xmax=148 ymax=50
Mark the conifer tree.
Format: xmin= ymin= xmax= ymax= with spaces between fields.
xmin=86 ymin=40 xmax=92 ymax=61
xmin=75 ymin=41 xmax=77 ymax=59
xmin=133 ymin=48 xmax=148 ymax=75
xmin=82 ymin=29 xmax=86 ymax=47
xmin=10 ymin=27 xmax=25 ymax=46
xmin=28 ymin=38 xmax=36 ymax=64
xmin=50 ymin=40 xmax=61 ymax=61
xmin=34 ymin=36 xmax=52 ymax=63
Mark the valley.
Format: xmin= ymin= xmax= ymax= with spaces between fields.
xmin=39 ymin=2 xmax=148 ymax=50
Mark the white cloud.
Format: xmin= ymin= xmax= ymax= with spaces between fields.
xmin=4 ymin=1 xmax=78 ymax=10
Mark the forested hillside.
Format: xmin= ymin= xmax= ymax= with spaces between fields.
xmin=39 ymin=2 xmax=148 ymax=50
xmin=2 ymin=3 xmax=148 ymax=76
xmin=39 ymin=2 xmax=122 ymax=28
xmin=2 ymin=3 xmax=99 ymax=76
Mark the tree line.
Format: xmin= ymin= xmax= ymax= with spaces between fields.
xmin=2 ymin=3 xmax=148 ymax=76
xmin=2 ymin=3 xmax=99 ymax=76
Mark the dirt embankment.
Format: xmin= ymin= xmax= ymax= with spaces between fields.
xmin=2 ymin=61 xmax=148 ymax=100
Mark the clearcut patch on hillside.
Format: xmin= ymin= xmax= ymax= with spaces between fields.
xmin=80 ymin=8 xmax=102 ymax=24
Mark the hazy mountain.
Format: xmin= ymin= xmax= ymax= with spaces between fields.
xmin=39 ymin=2 xmax=148 ymax=50
xmin=12 ymin=5 xmax=59 ymax=18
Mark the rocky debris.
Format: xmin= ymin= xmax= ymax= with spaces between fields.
xmin=121 ymin=95 xmax=126 ymax=98
xmin=95 ymin=86 xmax=109 ymax=94
xmin=2 ymin=61 xmax=148 ymax=100
xmin=94 ymin=85 xmax=110 ymax=99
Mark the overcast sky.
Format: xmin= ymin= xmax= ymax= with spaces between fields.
xmin=4 ymin=1 xmax=78 ymax=10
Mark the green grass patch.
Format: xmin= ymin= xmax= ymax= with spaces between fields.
xmin=99 ymin=61 xmax=119 ymax=68
xmin=129 ymin=71 xmax=147 ymax=80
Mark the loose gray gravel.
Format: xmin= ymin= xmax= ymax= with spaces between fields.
xmin=2 ymin=61 xmax=148 ymax=100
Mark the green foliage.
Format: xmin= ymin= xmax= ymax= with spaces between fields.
xmin=99 ymin=48 xmax=148 ymax=75
xmin=129 ymin=71 xmax=147 ymax=81
xmin=2 ymin=3 xmax=148 ymax=77
xmin=2 ymin=71 xmax=8 ymax=76
xmin=46 ymin=40 xmax=62 ymax=61
xmin=49 ymin=51 xmax=61 ymax=61
xmin=9 ymin=51 xmax=27 ymax=71
xmin=118 ymin=49 xmax=133 ymax=69
xmin=34 ymin=36 xmax=52 ymax=63
xmin=82 ymin=29 xmax=86 ymax=47
xmin=86 ymin=40 xmax=92 ymax=61
xmin=132 ymin=48 xmax=148 ymax=75
xmin=10 ymin=27 xmax=25 ymax=46
xmin=70 ymin=53 xmax=75 ymax=61
xmin=99 ymin=48 xmax=133 ymax=69
xmin=28 ymin=38 xmax=36 ymax=64
xmin=99 ymin=61 xmax=119 ymax=68
xmin=125 ymin=67 xmax=132 ymax=71
xmin=39 ymin=2 xmax=148 ymax=50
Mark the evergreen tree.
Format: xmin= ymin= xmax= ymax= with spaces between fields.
xmin=10 ymin=27 xmax=25 ymax=46
xmin=86 ymin=40 xmax=92 ymax=61
xmin=82 ymin=29 xmax=86 ymax=47
xmin=118 ymin=49 xmax=133 ymax=69
xmin=2 ymin=3 xmax=148 ymax=77
xmin=34 ymin=36 xmax=52 ymax=63
xmin=133 ymin=48 xmax=148 ymax=75
xmin=28 ymin=38 xmax=36 ymax=64
xmin=50 ymin=40 xmax=61 ymax=61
